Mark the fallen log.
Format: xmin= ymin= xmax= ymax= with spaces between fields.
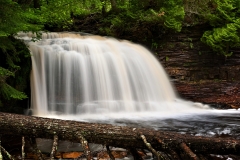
xmin=0 ymin=112 xmax=240 ymax=158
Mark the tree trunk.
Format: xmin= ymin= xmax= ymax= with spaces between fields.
xmin=110 ymin=0 xmax=117 ymax=11
xmin=0 ymin=112 xmax=240 ymax=156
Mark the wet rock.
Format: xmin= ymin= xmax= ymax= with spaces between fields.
xmin=175 ymin=81 xmax=240 ymax=109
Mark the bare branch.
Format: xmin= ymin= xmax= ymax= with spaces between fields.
xmin=0 ymin=135 xmax=2 ymax=160
xmin=180 ymin=142 xmax=199 ymax=160
xmin=106 ymin=146 xmax=115 ymax=160
xmin=29 ymin=138 xmax=44 ymax=160
xmin=140 ymin=135 xmax=164 ymax=160
xmin=77 ymin=132 xmax=92 ymax=160
xmin=50 ymin=135 xmax=58 ymax=160
xmin=0 ymin=146 xmax=14 ymax=160
xmin=22 ymin=136 xmax=25 ymax=160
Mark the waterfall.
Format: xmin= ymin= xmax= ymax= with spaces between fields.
xmin=18 ymin=32 xmax=210 ymax=119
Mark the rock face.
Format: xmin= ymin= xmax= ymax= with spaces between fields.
xmin=157 ymin=25 xmax=240 ymax=81
xmin=155 ymin=25 xmax=240 ymax=108
xmin=175 ymin=81 xmax=240 ymax=109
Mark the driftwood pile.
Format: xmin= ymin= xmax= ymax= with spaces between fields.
xmin=0 ymin=112 xmax=240 ymax=160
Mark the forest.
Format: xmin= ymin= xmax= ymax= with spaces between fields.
xmin=0 ymin=0 xmax=240 ymax=159
xmin=0 ymin=0 xmax=240 ymax=110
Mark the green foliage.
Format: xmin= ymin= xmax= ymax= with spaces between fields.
xmin=128 ymin=0 xmax=185 ymax=32
xmin=0 ymin=67 xmax=14 ymax=77
xmin=138 ymin=9 xmax=163 ymax=24
xmin=166 ymin=56 xmax=169 ymax=61
xmin=151 ymin=39 xmax=158 ymax=49
xmin=201 ymin=22 xmax=240 ymax=56
xmin=0 ymin=0 xmax=43 ymax=37
xmin=40 ymin=0 xmax=105 ymax=29
xmin=201 ymin=0 xmax=240 ymax=56
xmin=0 ymin=0 xmax=239 ymax=111
xmin=183 ymin=0 xmax=213 ymax=25
xmin=0 ymin=83 xmax=27 ymax=100
xmin=40 ymin=0 xmax=75 ymax=28
xmin=206 ymin=0 xmax=237 ymax=27
xmin=98 ymin=0 xmax=185 ymax=40
xmin=189 ymin=42 xmax=194 ymax=49
xmin=0 ymin=0 xmax=40 ymax=109
xmin=0 ymin=36 xmax=31 ymax=108
xmin=160 ymin=0 xmax=185 ymax=32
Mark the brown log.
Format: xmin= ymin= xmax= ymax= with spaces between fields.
xmin=0 ymin=112 xmax=239 ymax=156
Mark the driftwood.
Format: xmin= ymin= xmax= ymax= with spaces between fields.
xmin=0 ymin=112 xmax=240 ymax=159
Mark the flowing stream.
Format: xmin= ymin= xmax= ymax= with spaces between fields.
xmin=17 ymin=32 xmax=240 ymax=153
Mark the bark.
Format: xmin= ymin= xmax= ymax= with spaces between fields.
xmin=110 ymin=0 xmax=117 ymax=11
xmin=50 ymin=135 xmax=58 ymax=160
xmin=0 ymin=112 xmax=240 ymax=156
xmin=22 ymin=136 xmax=25 ymax=160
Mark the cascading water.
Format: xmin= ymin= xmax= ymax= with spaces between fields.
xmin=18 ymin=32 xmax=210 ymax=120
xmin=17 ymin=32 xmax=240 ymax=154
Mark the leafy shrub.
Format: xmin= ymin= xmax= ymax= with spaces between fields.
xmin=201 ymin=0 xmax=240 ymax=56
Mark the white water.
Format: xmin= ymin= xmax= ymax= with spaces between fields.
xmin=16 ymin=32 xmax=240 ymax=156
xmin=18 ymin=32 xmax=211 ymax=120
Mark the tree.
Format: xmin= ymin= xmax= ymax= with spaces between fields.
xmin=201 ymin=0 xmax=240 ymax=56
xmin=0 ymin=0 xmax=43 ymax=109
xmin=110 ymin=0 xmax=117 ymax=11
